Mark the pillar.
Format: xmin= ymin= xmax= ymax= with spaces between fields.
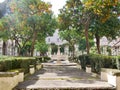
xmin=48 ymin=45 xmax=52 ymax=57
xmin=64 ymin=45 xmax=69 ymax=55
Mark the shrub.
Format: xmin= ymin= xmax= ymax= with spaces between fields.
xmin=78 ymin=54 xmax=117 ymax=73
xmin=0 ymin=57 xmax=36 ymax=74
xmin=35 ymin=56 xmax=51 ymax=63
xmin=78 ymin=55 xmax=90 ymax=71
xmin=44 ymin=56 xmax=51 ymax=62
xmin=117 ymin=56 xmax=120 ymax=70
xmin=89 ymin=54 xmax=103 ymax=73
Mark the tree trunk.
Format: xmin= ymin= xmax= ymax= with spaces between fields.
xmin=84 ymin=27 xmax=90 ymax=54
xmin=30 ymin=31 xmax=37 ymax=56
xmin=72 ymin=45 xmax=75 ymax=60
xmin=95 ymin=33 xmax=101 ymax=54
xmin=2 ymin=41 xmax=7 ymax=55
xmin=11 ymin=40 xmax=14 ymax=56
xmin=14 ymin=40 xmax=22 ymax=56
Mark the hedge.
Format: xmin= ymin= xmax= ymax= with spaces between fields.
xmin=36 ymin=56 xmax=51 ymax=63
xmin=0 ymin=57 xmax=36 ymax=73
xmin=117 ymin=56 xmax=120 ymax=70
xmin=78 ymin=54 xmax=118 ymax=73
xmin=0 ymin=56 xmax=51 ymax=73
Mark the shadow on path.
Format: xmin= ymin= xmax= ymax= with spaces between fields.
xmin=14 ymin=65 xmax=115 ymax=90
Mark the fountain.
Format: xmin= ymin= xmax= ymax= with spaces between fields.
xmin=43 ymin=29 xmax=77 ymax=66
xmin=51 ymin=45 xmax=69 ymax=64
xmin=42 ymin=45 xmax=77 ymax=66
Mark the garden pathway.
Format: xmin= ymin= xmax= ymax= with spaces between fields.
xmin=15 ymin=65 xmax=115 ymax=90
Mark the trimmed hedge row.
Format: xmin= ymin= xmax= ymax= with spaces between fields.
xmin=78 ymin=54 xmax=118 ymax=73
xmin=0 ymin=56 xmax=51 ymax=73
xmin=0 ymin=57 xmax=36 ymax=74
xmin=35 ymin=56 xmax=51 ymax=63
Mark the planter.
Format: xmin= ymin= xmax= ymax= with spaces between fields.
xmin=17 ymin=72 xmax=24 ymax=82
xmin=107 ymin=73 xmax=116 ymax=86
xmin=101 ymin=68 xmax=120 ymax=90
xmin=86 ymin=66 xmax=91 ymax=73
xmin=0 ymin=72 xmax=24 ymax=90
xmin=101 ymin=68 xmax=108 ymax=81
xmin=29 ymin=65 xmax=35 ymax=74
xmin=36 ymin=64 xmax=42 ymax=70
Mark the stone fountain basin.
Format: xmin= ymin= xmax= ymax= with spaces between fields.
xmin=42 ymin=59 xmax=77 ymax=66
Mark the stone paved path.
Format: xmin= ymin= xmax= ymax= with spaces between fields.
xmin=15 ymin=65 xmax=115 ymax=90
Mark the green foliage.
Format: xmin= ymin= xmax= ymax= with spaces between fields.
xmin=58 ymin=0 xmax=83 ymax=31
xmin=59 ymin=28 xmax=80 ymax=45
xmin=0 ymin=56 xmax=51 ymax=74
xmin=35 ymin=41 xmax=48 ymax=56
xmin=59 ymin=0 xmax=120 ymax=54
xmin=59 ymin=28 xmax=81 ymax=58
xmin=78 ymin=54 xmax=90 ymax=71
xmin=117 ymin=56 xmax=120 ymax=70
xmin=51 ymin=44 xmax=58 ymax=54
xmin=0 ymin=56 xmax=36 ymax=73
xmin=78 ymin=54 xmax=117 ymax=73
xmin=35 ymin=56 xmax=51 ymax=63
xmin=0 ymin=0 xmax=58 ymax=56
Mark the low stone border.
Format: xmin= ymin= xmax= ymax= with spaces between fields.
xmin=0 ymin=70 xmax=24 ymax=90
xmin=86 ymin=65 xmax=91 ymax=73
xmin=101 ymin=68 xmax=120 ymax=90
xmin=0 ymin=63 xmax=43 ymax=90
xmin=29 ymin=65 xmax=35 ymax=74
xmin=36 ymin=64 xmax=43 ymax=71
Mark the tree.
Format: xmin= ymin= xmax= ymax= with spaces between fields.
xmin=0 ymin=0 xmax=57 ymax=56
xmin=59 ymin=28 xmax=80 ymax=59
xmin=35 ymin=41 xmax=48 ymax=56
xmin=0 ymin=16 xmax=11 ymax=55
xmin=84 ymin=0 xmax=120 ymax=54
xmin=0 ymin=1 xmax=9 ymax=55
xmin=90 ymin=16 xmax=120 ymax=54
xmin=58 ymin=0 xmax=92 ymax=54
xmin=59 ymin=0 xmax=120 ymax=54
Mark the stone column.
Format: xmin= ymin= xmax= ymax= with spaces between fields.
xmin=48 ymin=45 xmax=52 ymax=57
xmin=57 ymin=45 xmax=60 ymax=55
xmin=74 ymin=44 xmax=79 ymax=56
xmin=64 ymin=45 xmax=69 ymax=55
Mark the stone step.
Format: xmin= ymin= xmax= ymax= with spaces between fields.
xmin=14 ymin=79 xmax=115 ymax=90
xmin=14 ymin=87 xmax=115 ymax=90
xmin=14 ymin=64 xmax=115 ymax=90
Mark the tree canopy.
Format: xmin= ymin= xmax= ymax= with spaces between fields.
xmin=58 ymin=0 xmax=120 ymax=54
xmin=0 ymin=0 xmax=58 ymax=56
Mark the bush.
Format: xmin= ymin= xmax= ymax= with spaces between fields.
xmin=89 ymin=54 xmax=103 ymax=73
xmin=78 ymin=54 xmax=117 ymax=73
xmin=117 ymin=56 xmax=120 ymax=70
xmin=0 ymin=57 xmax=36 ymax=74
xmin=44 ymin=56 xmax=51 ymax=62
xmin=0 ymin=56 xmax=50 ymax=73
xmin=78 ymin=55 xmax=90 ymax=71
xmin=35 ymin=56 xmax=51 ymax=63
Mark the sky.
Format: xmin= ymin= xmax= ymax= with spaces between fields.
xmin=43 ymin=0 xmax=67 ymax=16
xmin=0 ymin=0 xmax=5 ymax=3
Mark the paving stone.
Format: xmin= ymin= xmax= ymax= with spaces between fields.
xmin=15 ymin=65 xmax=115 ymax=90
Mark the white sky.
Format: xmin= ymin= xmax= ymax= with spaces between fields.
xmin=0 ymin=0 xmax=5 ymax=3
xmin=43 ymin=0 xmax=67 ymax=16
